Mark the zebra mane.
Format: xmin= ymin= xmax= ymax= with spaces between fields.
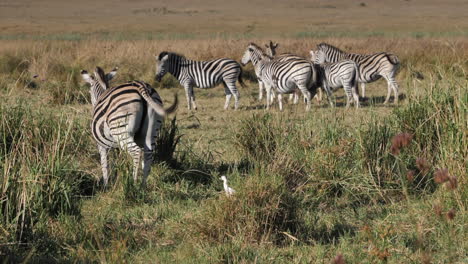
xmin=158 ymin=51 xmax=186 ymax=61
xmin=317 ymin=43 xmax=344 ymax=54
xmin=95 ymin=66 xmax=109 ymax=89
xmin=248 ymin=43 xmax=272 ymax=59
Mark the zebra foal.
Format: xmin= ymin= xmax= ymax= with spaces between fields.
xmin=155 ymin=52 xmax=244 ymax=110
xmin=315 ymin=43 xmax=400 ymax=104
xmin=309 ymin=51 xmax=360 ymax=108
xmin=81 ymin=67 xmax=178 ymax=186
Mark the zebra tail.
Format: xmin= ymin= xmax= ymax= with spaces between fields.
xmin=132 ymin=81 xmax=178 ymax=117
xmin=386 ymin=53 xmax=400 ymax=65
xmin=238 ymin=66 xmax=246 ymax=88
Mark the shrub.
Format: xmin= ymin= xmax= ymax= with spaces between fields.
xmin=233 ymin=114 xmax=283 ymax=163
xmin=186 ymin=172 xmax=302 ymax=245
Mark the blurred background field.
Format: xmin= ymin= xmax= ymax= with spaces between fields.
xmin=0 ymin=0 xmax=467 ymax=263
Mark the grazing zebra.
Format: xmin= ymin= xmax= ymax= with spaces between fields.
xmin=81 ymin=67 xmax=178 ymax=186
xmin=315 ymin=43 xmax=400 ymax=104
xmin=241 ymin=43 xmax=317 ymax=111
xmin=155 ymin=51 xmax=244 ymax=110
xmin=309 ymin=51 xmax=360 ymax=108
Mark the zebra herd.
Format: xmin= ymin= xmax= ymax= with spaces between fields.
xmin=81 ymin=42 xmax=400 ymax=185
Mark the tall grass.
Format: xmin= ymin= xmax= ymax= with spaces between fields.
xmin=0 ymin=101 xmax=93 ymax=256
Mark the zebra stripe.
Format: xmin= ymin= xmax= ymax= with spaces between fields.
xmin=81 ymin=67 xmax=177 ymax=186
xmin=310 ymin=51 xmax=360 ymax=108
xmin=315 ymin=43 xmax=400 ymax=104
xmin=241 ymin=43 xmax=317 ymax=111
xmin=155 ymin=52 xmax=244 ymax=110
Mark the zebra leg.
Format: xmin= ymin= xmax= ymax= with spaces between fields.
xmin=223 ymin=83 xmax=232 ymax=110
xmin=383 ymin=76 xmax=399 ymax=104
xmin=352 ymin=82 xmax=360 ymax=109
xmin=361 ymin=83 xmax=366 ymax=98
xmin=130 ymin=147 xmax=142 ymax=182
xmin=315 ymin=88 xmax=323 ymax=103
xmin=183 ymin=85 xmax=193 ymax=110
xmin=388 ymin=77 xmax=399 ymax=104
xmin=270 ymin=89 xmax=276 ymax=104
xmin=224 ymin=82 xmax=240 ymax=110
xmin=323 ymin=86 xmax=334 ymax=107
xmin=98 ymin=145 xmax=110 ymax=186
xmin=278 ymin=94 xmax=283 ymax=111
xmin=265 ymin=83 xmax=272 ymax=110
xmin=233 ymin=90 xmax=240 ymax=110
xmin=224 ymin=95 xmax=232 ymax=110
xmin=190 ymin=89 xmax=197 ymax=110
xmin=298 ymin=85 xmax=312 ymax=111
xmin=288 ymin=93 xmax=294 ymax=103
xmin=118 ymin=134 xmax=142 ymax=182
xmin=344 ymin=84 xmax=353 ymax=109
xmin=258 ymin=80 xmax=264 ymax=101
xmin=141 ymin=147 xmax=153 ymax=186
xmin=293 ymin=92 xmax=299 ymax=104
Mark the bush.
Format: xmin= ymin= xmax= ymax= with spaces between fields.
xmin=186 ymin=172 xmax=302 ymax=245
xmin=154 ymin=116 xmax=182 ymax=165
xmin=233 ymin=114 xmax=283 ymax=163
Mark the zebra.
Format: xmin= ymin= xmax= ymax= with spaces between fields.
xmin=241 ymin=43 xmax=318 ymax=111
xmin=81 ymin=66 xmax=178 ymax=186
xmin=264 ymin=41 xmax=323 ymax=105
xmin=155 ymin=51 xmax=244 ymax=110
xmin=309 ymin=50 xmax=360 ymax=108
xmin=315 ymin=43 xmax=400 ymax=104
xmin=252 ymin=41 xmax=279 ymax=102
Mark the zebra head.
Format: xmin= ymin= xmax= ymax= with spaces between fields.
xmin=241 ymin=43 xmax=268 ymax=66
xmin=310 ymin=50 xmax=326 ymax=64
xmin=264 ymin=41 xmax=279 ymax=57
xmin=155 ymin=52 xmax=170 ymax=82
xmin=81 ymin=66 xmax=118 ymax=106
xmin=241 ymin=46 xmax=254 ymax=66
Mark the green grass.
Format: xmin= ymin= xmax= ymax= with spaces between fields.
xmin=0 ymin=37 xmax=466 ymax=263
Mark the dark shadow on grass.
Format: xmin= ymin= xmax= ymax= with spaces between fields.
xmin=309 ymin=222 xmax=356 ymax=245
xmin=359 ymin=93 xmax=407 ymax=107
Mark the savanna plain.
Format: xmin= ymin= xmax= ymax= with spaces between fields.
xmin=0 ymin=0 xmax=467 ymax=263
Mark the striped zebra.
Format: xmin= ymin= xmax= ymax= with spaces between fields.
xmin=250 ymin=41 xmax=279 ymax=102
xmin=309 ymin=51 xmax=360 ymax=108
xmin=155 ymin=51 xmax=244 ymax=110
xmin=264 ymin=41 xmax=323 ymax=104
xmin=241 ymin=43 xmax=318 ymax=111
xmin=315 ymin=43 xmax=400 ymax=104
xmin=81 ymin=67 xmax=178 ymax=186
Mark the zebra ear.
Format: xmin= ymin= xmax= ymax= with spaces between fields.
xmin=160 ymin=54 xmax=169 ymax=62
xmin=81 ymin=70 xmax=94 ymax=84
xmin=106 ymin=67 xmax=118 ymax=81
xmin=273 ymin=43 xmax=279 ymax=48
xmin=94 ymin=67 xmax=110 ymax=89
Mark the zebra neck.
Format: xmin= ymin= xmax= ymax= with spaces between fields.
xmin=91 ymin=85 xmax=105 ymax=107
xmin=169 ymin=57 xmax=194 ymax=80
